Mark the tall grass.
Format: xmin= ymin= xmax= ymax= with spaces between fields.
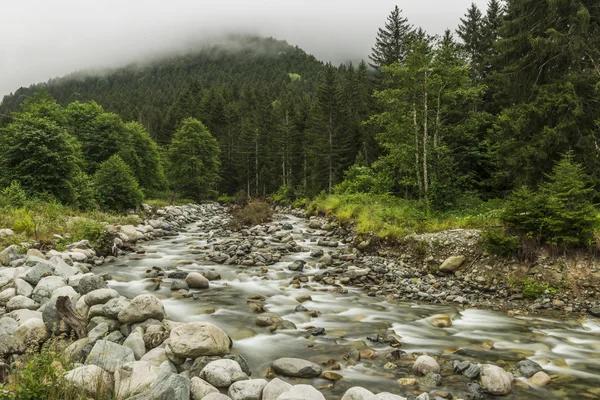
xmin=307 ymin=193 xmax=502 ymax=240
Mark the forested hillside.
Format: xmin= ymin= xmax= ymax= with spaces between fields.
xmin=1 ymin=0 xmax=600 ymax=249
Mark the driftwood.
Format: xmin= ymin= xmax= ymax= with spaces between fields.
xmin=56 ymin=296 xmax=88 ymax=339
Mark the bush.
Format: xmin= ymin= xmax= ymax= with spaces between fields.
xmin=481 ymin=228 xmax=521 ymax=257
xmin=94 ymin=155 xmax=144 ymax=213
xmin=0 ymin=181 xmax=28 ymax=208
xmin=520 ymin=279 xmax=558 ymax=299
xmin=229 ymin=201 xmax=273 ymax=229
xmin=501 ymin=153 xmax=598 ymax=247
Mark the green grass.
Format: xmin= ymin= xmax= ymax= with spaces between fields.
xmin=307 ymin=193 xmax=502 ymax=240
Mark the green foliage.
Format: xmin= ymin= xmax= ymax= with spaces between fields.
xmin=229 ymin=201 xmax=273 ymax=229
xmin=167 ymin=118 xmax=221 ymax=201
xmin=501 ymin=153 xmax=598 ymax=246
xmin=481 ymin=228 xmax=520 ymax=257
xmin=2 ymin=342 xmax=113 ymax=400
xmin=93 ymin=155 xmax=144 ymax=212
xmin=334 ymin=165 xmax=390 ymax=195
xmin=0 ymin=115 xmax=83 ymax=205
xmin=520 ymin=279 xmax=558 ymax=300
xmin=1 ymin=181 xmax=28 ymax=208
xmin=123 ymin=122 xmax=167 ymax=194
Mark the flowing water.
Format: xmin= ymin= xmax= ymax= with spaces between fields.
xmin=96 ymin=214 xmax=600 ymax=399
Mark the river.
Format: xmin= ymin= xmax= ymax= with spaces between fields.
xmin=96 ymin=211 xmax=600 ymax=399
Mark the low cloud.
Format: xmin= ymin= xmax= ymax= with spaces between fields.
xmin=0 ymin=0 xmax=489 ymax=98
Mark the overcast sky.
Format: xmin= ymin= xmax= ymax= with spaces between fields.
xmin=0 ymin=0 xmax=489 ymax=99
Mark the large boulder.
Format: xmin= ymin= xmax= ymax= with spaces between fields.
xmin=127 ymin=370 xmax=190 ymax=400
xmin=341 ymin=387 xmax=376 ymax=400
xmin=119 ymin=226 xmax=144 ymax=242
xmin=480 ymin=364 xmax=512 ymax=395
xmin=77 ymin=274 xmax=108 ymax=295
xmin=65 ymin=365 xmax=114 ymax=395
xmin=276 ymin=385 xmax=326 ymax=400
xmin=24 ymin=262 xmax=53 ymax=286
xmin=439 ymin=256 xmax=465 ymax=273
xmin=85 ymin=288 xmax=120 ymax=306
xmin=168 ymin=322 xmax=230 ymax=358
xmin=32 ymin=276 xmax=66 ymax=303
xmin=0 ymin=334 xmax=25 ymax=357
xmin=42 ymin=297 xmax=71 ymax=335
xmin=0 ymin=317 xmax=18 ymax=336
xmin=516 ymin=360 xmax=542 ymax=378
xmin=412 ymin=355 xmax=440 ymax=376
xmin=13 ymin=318 xmax=49 ymax=346
xmin=118 ymin=294 xmax=165 ymax=323
xmin=272 ymin=358 xmax=322 ymax=378
xmin=114 ymin=361 xmax=160 ymax=399
xmin=103 ymin=296 xmax=130 ymax=318
xmin=14 ymin=279 xmax=33 ymax=297
xmin=263 ymin=378 xmax=292 ymax=400
xmin=86 ymin=340 xmax=135 ymax=373
xmin=200 ymin=359 xmax=249 ymax=388
xmin=228 ymin=379 xmax=267 ymax=400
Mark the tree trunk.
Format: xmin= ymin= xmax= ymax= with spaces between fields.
xmin=413 ymin=104 xmax=422 ymax=198
xmin=328 ymin=112 xmax=334 ymax=194
xmin=423 ymin=72 xmax=429 ymax=204
xmin=56 ymin=296 xmax=87 ymax=339
xmin=255 ymin=129 xmax=259 ymax=198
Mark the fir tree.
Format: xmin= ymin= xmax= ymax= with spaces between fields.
xmin=369 ymin=6 xmax=414 ymax=70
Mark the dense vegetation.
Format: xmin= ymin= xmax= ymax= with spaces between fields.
xmin=1 ymin=0 xmax=600 ymax=249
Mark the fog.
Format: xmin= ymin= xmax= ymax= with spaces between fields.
xmin=1 ymin=0 xmax=490 ymax=98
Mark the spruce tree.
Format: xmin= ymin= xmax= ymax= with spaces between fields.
xmin=456 ymin=3 xmax=485 ymax=79
xmin=369 ymin=6 xmax=414 ymax=70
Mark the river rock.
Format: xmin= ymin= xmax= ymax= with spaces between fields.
xmin=200 ymin=359 xmax=249 ymax=388
xmin=120 ymin=225 xmax=144 ymax=242
xmin=428 ymin=314 xmax=452 ymax=328
xmin=13 ymin=318 xmax=49 ymax=346
xmin=191 ymin=377 xmax=219 ymax=400
xmin=0 ymin=317 xmax=18 ymax=336
xmin=272 ymin=358 xmax=322 ymax=378
xmin=529 ymin=371 xmax=551 ymax=386
xmin=169 ymin=321 xmax=231 ymax=358
xmin=64 ymin=338 xmax=90 ymax=362
xmin=88 ymin=323 xmax=109 ymax=344
xmin=516 ymin=359 xmax=542 ymax=378
xmin=32 ymin=276 xmax=66 ymax=303
xmin=0 ymin=288 xmax=15 ymax=306
xmin=118 ymin=294 xmax=165 ymax=323
xmin=77 ymin=274 xmax=108 ymax=294
xmin=24 ymin=263 xmax=53 ymax=286
xmin=103 ymin=296 xmax=130 ymax=318
xmin=124 ymin=329 xmax=146 ymax=360
xmin=14 ymin=279 xmax=33 ymax=297
xmin=480 ymin=364 xmax=512 ymax=395
xmin=129 ymin=369 xmax=191 ymax=400
xmin=204 ymin=394 xmax=232 ymax=400
xmin=186 ymin=272 xmax=209 ymax=289
xmin=439 ymin=255 xmax=465 ymax=272
xmin=276 ymin=385 xmax=326 ymax=400
xmin=0 ymin=334 xmax=25 ymax=357
xmin=85 ymin=288 xmax=119 ymax=306
xmin=288 ymin=260 xmax=305 ymax=271
xmin=140 ymin=346 xmax=169 ymax=366
xmin=42 ymin=297 xmax=71 ymax=335
xmin=114 ymin=361 xmax=160 ymax=399
xmin=85 ymin=340 xmax=135 ymax=373
xmin=341 ymin=387 xmax=376 ymax=400
xmin=51 ymin=285 xmax=80 ymax=302
xmin=6 ymin=295 xmax=37 ymax=312
xmin=412 ymin=355 xmax=440 ymax=375
xmin=228 ymin=379 xmax=268 ymax=400
xmin=262 ymin=378 xmax=292 ymax=400
xmin=64 ymin=364 xmax=114 ymax=395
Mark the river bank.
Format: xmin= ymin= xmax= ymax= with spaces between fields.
xmin=1 ymin=202 xmax=599 ymax=399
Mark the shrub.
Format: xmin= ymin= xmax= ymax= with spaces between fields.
xmin=229 ymin=201 xmax=273 ymax=229
xmin=94 ymin=155 xmax=144 ymax=213
xmin=481 ymin=228 xmax=521 ymax=257
xmin=521 ymin=279 xmax=558 ymax=299
xmin=1 ymin=181 xmax=28 ymax=208
xmin=501 ymin=153 xmax=598 ymax=247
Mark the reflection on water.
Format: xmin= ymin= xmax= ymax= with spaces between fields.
xmin=96 ymin=214 xmax=600 ymax=399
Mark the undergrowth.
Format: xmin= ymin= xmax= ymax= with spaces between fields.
xmin=229 ymin=201 xmax=273 ymax=229
xmin=306 ymin=193 xmax=502 ymax=240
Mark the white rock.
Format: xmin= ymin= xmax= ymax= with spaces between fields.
xmin=65 ymin=365 xmax=114 ymax=394
xmin=123 ymin=329 xmax=146 ymax=360
xmin=276 ymin=385 xmax=326 ymax=400
xmin=480 ymin=364 xmax=512 ymax=395
xmin=341 ymin=387 xmax=377 ymax=400
xmin=263 ymin=378 xmax=292 ymax=400
xmin=168 ymin=321 xmax=230 ymax=358
xmin=190 ymin=377 xmax=219 ymax=400
xmin=13 ymin=318 xmax=50 ymax=346
xmin=228 ymin=379 xmax=268 ymax=400
xmin=200 ymin=359 xmax=248 ymax=388
xmin=117 ymin=294 xmax=165 ymax=323
xmin=412 ymin=355 xmax=440 ymax=376
xmin=114 ymin=361 xmax=160 ymax=399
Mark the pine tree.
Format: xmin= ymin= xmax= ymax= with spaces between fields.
xmin=369 ymin=6 xmax=414 ymax=70
xmin=94 ymin=154 xmax=144 ymax=212
xmin=456 ymin=3 xmax=485 ymax=79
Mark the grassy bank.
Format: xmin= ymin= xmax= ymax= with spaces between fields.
xmin=306 ymin=193 xmax=502 ymax=240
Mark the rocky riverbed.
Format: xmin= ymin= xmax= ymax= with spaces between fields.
xmin=1 ymin=203 xmax=600 ymax=400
